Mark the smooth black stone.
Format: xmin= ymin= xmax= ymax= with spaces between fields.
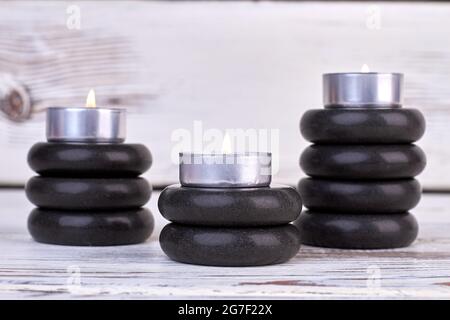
xmin=26 ymin=177 xmax=151 ymax=210
xmin=158 ymin=184 xmax=302 ymax=226
xmin=293 ymin=211 xmax=418 ymax=249
xmin=300 ymin=144 xmax=426 ymax=180
xmin=298 ymin=178 xmax=421 ymax=213
xmin=160 ymin=223 xmax=301 ymax=267
xmin=28 ymin=208 xmax=154 ymax=246
xmin=300 ymin=108 xmax=425 ymax=144
xmin=28 ymin=142 xmax=152 ymax=177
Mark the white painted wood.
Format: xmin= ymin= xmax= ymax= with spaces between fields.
xmin=0 ymin=189 xmax=449 ymax=299
xmin=0 ymin=1 xmax=450 ymax=189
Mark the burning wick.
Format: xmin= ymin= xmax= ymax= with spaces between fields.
xmin=361 ymin=64 xmax=370 ymax=73
xmin=86 ymin=89 xmax=96 ymax=108
xmin=46 ymin=88 xmax=126 ymax=143
xmin=221 ymin=132 xmax=233 ymax=154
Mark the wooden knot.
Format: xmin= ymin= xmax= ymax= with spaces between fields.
xmin=0 ymin=74 xmax=32 ymax=122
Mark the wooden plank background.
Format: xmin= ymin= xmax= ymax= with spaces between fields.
xmin=0 ymin=1 xmax=449 ymax=189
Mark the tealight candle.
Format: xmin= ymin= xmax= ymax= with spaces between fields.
xmin=323 ymin=72 xmax=403 ymax=108
xmin=297 ymin=69 xmax=426 ymax=249
xmin=46 ymin=90 xmax=126 ymax=143
xmin=179 ymin=152 xmax=272 ymax=188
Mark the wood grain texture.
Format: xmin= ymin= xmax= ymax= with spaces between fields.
xmin=0 ymin=1 xmax=450 ymax=189
xmin=0 ymin=189 xmax=449 ymax=299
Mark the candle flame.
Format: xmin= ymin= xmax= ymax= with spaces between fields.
xmin=361 ymin=64 xmax=370 ymax=73
xmin=85 ymin=89 xmax=96 ymax=108
xmin=221 ymin=132 xmax=232 ymax=154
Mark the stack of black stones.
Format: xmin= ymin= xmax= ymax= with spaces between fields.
xmin=158 ymin=184 xmax=303 ymax=266
xmin=26 ymin=143 xmax=154 ymax=246
xmin=295 ymin=107 xmax=426 ymax=249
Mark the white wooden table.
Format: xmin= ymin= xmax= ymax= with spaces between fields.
xmin=0 ymin=189 xmax=449 ymax=299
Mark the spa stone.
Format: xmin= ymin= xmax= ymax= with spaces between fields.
xmin=300 ymin=144 xmax=426 ymax=179
xmin=294 ymin=211 xmax=418 ymax=249
xmin=26 ymin=176 xmax=151 ymax=210
xmin=298 ymin=178 xmax=421 ymax=213
xmin=28 ymin=143 xmax=152 ymax=177
xmin=158 ymin=184 xmax=302 ymax=226
xmin=160 ymin=223 xmax=301 ymax=267
xmin=300 ymin=108 xmax=425 ymax=144
xmin=28 ymin=207 xmax=154 ymax=246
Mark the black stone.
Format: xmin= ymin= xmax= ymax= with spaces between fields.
xmin=28 ymin=142 xmax=152 ymax=177
xmin=28 ymin=207 xmax=154 ymax=246
xmin=26 ymin=176 xmax=151 ymax=210
xmin=160 ymin=223 xmax=301 ymax=267
xmin=298 ymin=178 xmax=421 ymax=213
xmin=300 ymin=108 xmax=425 ymax=144
xmin=300 ymin=144 xmax=426 ymax=180
xmin=293 ymin=211 xmax=418 ymax=249
xmin=158 ymin=184 xmax=302 ymax=227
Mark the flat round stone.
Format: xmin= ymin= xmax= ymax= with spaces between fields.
xmin=298 ymin=178 xmax=421 ymax=213
xmin=158 ymin=184 xmax=302 ymax=226
xmin=28 ymin=207 xmax=154 ymax=246
xmin=26 ymin=177 xmax=151 ymax=210
xmin=160 ymin=223 xmax=301 ymax=266
xmin=293 ymin=211 xmax=418 ymax=249
xmin=28 ymin=142 xmax=152 ymax=177
xmin=300 ymin=108 xmax=425 ymax=144
xmin=300 ymin=144 xmax=426 ymax=179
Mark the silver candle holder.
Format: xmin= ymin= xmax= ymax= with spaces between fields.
xmin=46 ymin=107 xmax=126 ymax=143
xmin=323 ymin=72 xmax=403 ymax=108
xmin=179 ymin=152 xmax=272 ymax=188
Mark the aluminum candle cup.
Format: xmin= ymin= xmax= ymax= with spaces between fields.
xmin=179 ymin=152 xmax=272 ymax=188
xmin=323 ymin=72 xmax=403 ymax=108
xmin=46 ymin=107 xmax=126 ymax=143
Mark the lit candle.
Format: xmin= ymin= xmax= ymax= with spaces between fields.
xmin=179 ymin=134 xmax=272 ymax=188
xmin=46 ymin=89 xmax=126 ymax=143
xmin=297 ymin=67 xmax=425 ymax=250
xmin=26 ymin=89 xmax=153 ymax=246
xmin=159 ymin=133 xmax=302 ymax=266
xmin=323 ymin=67 xmax=403 ymax=108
